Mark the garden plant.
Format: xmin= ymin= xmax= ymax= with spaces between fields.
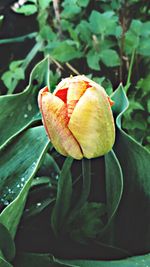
xmin=0 ymin=0 xmax=150 ymax=266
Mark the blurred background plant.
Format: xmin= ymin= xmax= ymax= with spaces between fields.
xmin=0 ymin=0 xmax=150 ymax=149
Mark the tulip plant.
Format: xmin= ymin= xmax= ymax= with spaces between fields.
xmin=0 ymin=58 xmax=150 ymax=267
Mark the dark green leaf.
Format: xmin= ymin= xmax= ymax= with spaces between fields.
xmin=76 ymin=20 xmax=91 ymax=43
xmin=51 ymin=158 xmax=73 ymax=236
xmin=14 ymin=253 xmax=72 ymax=267
xmin=0 ymin=256 xmax=12 ymax=267
xmin=0 ymin=126 xmax=49 ymax=238
xmin=14 ymin=252 xmax=150 ymax=267
xmin=70 ymin=202 xmax=105 ymax=243
xmin=0 ymin=223 xmax=15 ymax=261
xmin=0 ymin=57 xmax=49 ymax=149
xmin=112 ymin=85 xmax=150 ymax=253
xmin=102 ymin=150 xmax=123 ymax=242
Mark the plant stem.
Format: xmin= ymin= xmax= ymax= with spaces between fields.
xmin=0 ymin=32 xmax=37 ymax=45
xmin=81 ymin=158 xmax=91 ymax=206
xmin=124 ymin=49 xmax=135 ymax=93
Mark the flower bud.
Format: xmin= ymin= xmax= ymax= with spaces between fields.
xmin=38 ymin=75 xmax=115 ymax=159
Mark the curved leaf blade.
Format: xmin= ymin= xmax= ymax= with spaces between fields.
xmin=0 ymin=126 xmax=49 ymax=238
xmin=0 ymin=223 xmax=15 ymax=261
xmin=0 ymin=57 xmax=49 ymax=149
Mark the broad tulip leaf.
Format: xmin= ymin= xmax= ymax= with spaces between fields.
xmin=63 ymin=253 xmax=150 ymax=266
xmin=51 ymin=158 xmax=73 ymax=235
xmin=0 ymin=223 xmax=15 ymax=261
xmin=14 ymin=252 xmax=150 ymax=267
xmin=0 ymin=57 xmax=49 ymax=149
xmin=0 ymin=126 xmax=49 ymax=238
xmin=102 ymin=150 xmax=123 ymax=243
xmin=14 ymin=253 xmax=69 ymax=267
xmin=111 ymin=85 xmax=150 ymax=253
xmin=0 ymin=257 xmax=13 ymax=267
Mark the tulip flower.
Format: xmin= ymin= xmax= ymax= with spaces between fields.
xmin=38 ymin=75 xmax=115 ymax=160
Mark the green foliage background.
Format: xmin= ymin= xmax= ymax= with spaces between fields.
xmin=0 ymin=0 xmax=150 ymax=149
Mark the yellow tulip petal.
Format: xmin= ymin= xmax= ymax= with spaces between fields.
xmin=54 ymin=75 xmax=91 ymax=95
xmin=68 ymin=86 xmax=115 ymax=159
xmin=38 ymin=87 xmax=83 ymax=159
xmin=67 ymin=80 xmax=90 ymax=118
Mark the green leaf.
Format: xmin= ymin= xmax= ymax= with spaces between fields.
xmin=70 ymin=202 xmax=105 ymax=243
xmin=14 ymin=253 xmax=71 ymax=267
xmin=141 ymin=21 xmax=150 ymax=37
xmin=0 ymin=126 xmax=49 ymax=238
xmin=37 ymin=153 xmax=60 ymax=178
xmin=102 ymin=150 xmax=123 ymax=242
xmin=14 ymin=252 xmax=150 ymax=267
xmin=0 ymin=223 xmax=15 ymax=261
xmin=40 ymin=25 xmax=56 ymax=42
xmin=0 ymin=256 xmax=12 ymax=267
xmin=13 ymin=68 xmax=25 ymax=80
xmin=111 ymin=84 xmax=129 ymax=129
xmin=0 ymin=57 xmax=49 ymax=149
xmin=51 ymin=158 xmax=73 ymax=236
xmin=89 ymin=10 xmax=118 ymax=36
xmin=77 ymin=0 xmax=89 ymax=7
xmin=138 ymin=38 xmax=150 ymax=56
xmin=112 ymin=85 xmax=150 ymax=253
xmin=125 ymin=31 xmax=139 ymax=54
xmin=100 ymin=49 xmax=120 ymax=67
xmin=61 ymin=0 xmax=81 ymax=19
xmin=38 ymin=0 xmax=52 ymax=9
xmin=86 ymin=50 xmax=100 ymax=70
xmin=13 ymin=4 xmax=37 ymax=16
xmin=114 ymin=130 xmax=150 ymax=252
xmin=129 ymin=19 xmax=143 ymax=35
xmin=1 ymin=71 xmax=13 ymax=91
xmin=136 ymin=75 xmax=150 ymax=95
xmin=9 ymin=60 xmax=23 ymax=71
xmin=51 ymin=42 xmax=82 ymax=62
xmin=67 ymin=159 xmax=92 ymax=225
xmin=76 ymin=20 xmax=91 ymax=43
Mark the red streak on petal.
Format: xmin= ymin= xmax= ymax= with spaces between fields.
xmin=55 ymin=88 xmax=68 ymax=103
xmin=67 ymin=100 xmax=79 ymax=118
xmin=84 ymin=81 xmax=92 ymax=89
xmin=108 ymin=96 xmax=115 ymax=107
